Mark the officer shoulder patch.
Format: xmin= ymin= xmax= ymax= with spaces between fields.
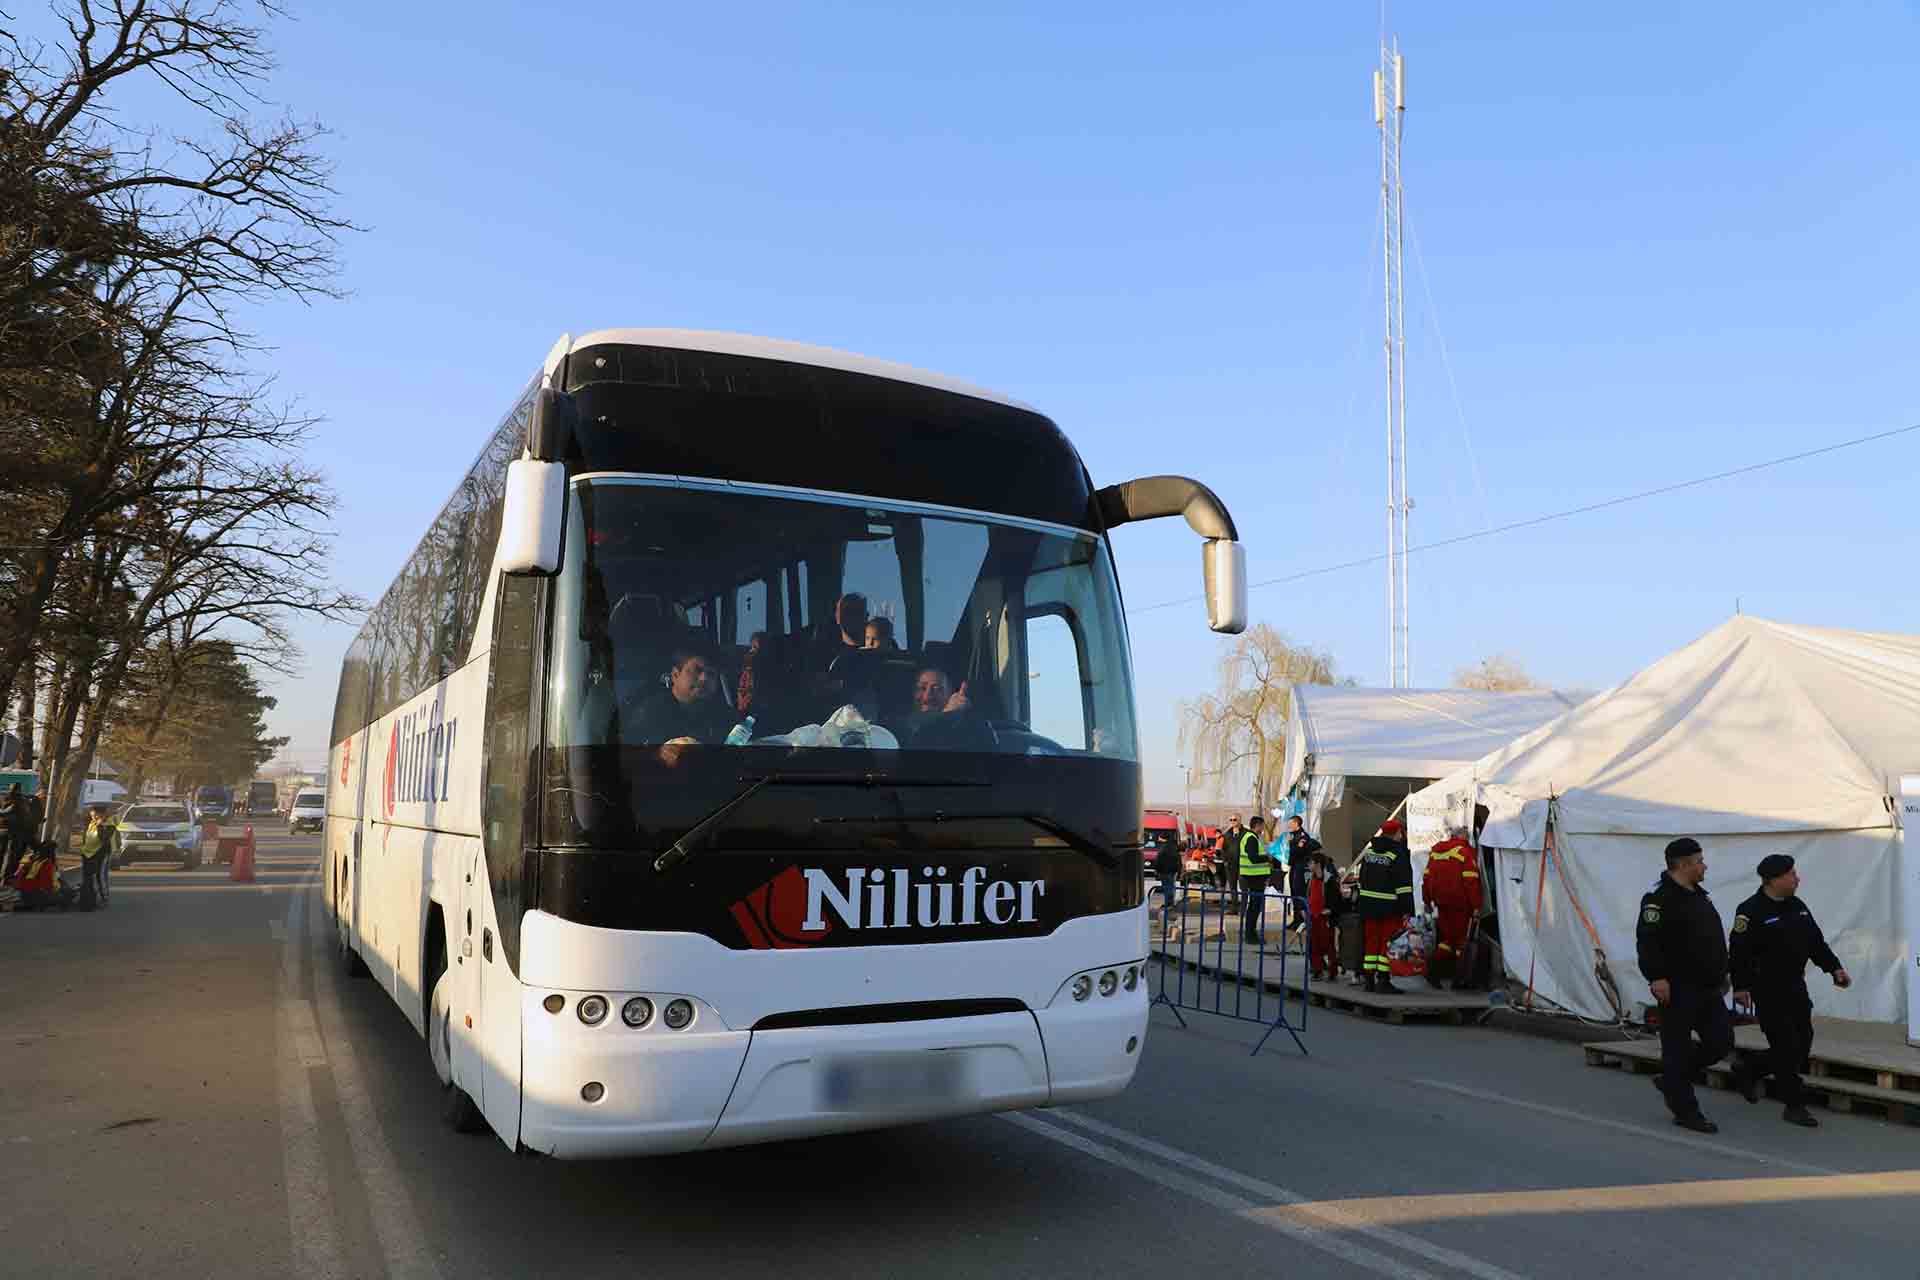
xmin=1732 ymin=915 xmax=1749 ymax=933
xmin=1641 ymin=905 xmax=1662 ymax=925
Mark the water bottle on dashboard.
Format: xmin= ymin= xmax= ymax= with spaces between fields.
xmin=724 ymin=715 xmax=756 ymax=747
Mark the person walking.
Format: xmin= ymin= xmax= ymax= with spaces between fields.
xmin=1356 ymin=819 xmax=1414 ymax=994
xmin=1237 ymin=815 xmax=1273 ymax=947
xmin=1421 ymin=828 xmax=1483 ymax=988
xmin=1729 ymin=854 xmax=1852 ymax=1128
xmin=1151 ymin=827 xmax=1185 ymax=922
xmin=1636 ymin=837 xmax=1734 ymax=1134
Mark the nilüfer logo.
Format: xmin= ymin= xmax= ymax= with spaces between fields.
xmin=730 ymin=864 xmax=1050 ymax=948
xmin=383 ymin=724 xmax=399 ymax=817
xmin=380 ymin=705 xmax=461 ymax=820
xmin=730 ymin=866 xmax=833 ymax=950
xmin=340 ymin=735 xmax=351 ymax=787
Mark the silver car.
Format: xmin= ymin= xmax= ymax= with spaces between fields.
xmin=116 ymin=802 xmax=200 ymax=869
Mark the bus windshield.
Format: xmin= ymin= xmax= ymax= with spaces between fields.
xmin=542 ymin=478 xmax=1141 ymax=848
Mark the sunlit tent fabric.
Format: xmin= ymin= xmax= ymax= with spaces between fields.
xmin=1407 ymin=617 xmax=1920 ymax=1026
xmin=1280 ymin=685 xmax=1586 ymax=832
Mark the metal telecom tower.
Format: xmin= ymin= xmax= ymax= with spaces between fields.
xmin=1374 ymin=41 xmax=1411 ymax=687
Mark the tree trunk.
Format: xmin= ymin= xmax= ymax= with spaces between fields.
xmin=44 ymin=662 xmax=92 ymax=847
xmin=12 ymin=650 xmax=34 ymax=770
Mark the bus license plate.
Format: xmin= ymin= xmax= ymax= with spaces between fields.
xmin=818 ymin=1052 xmax=965 ymax=1112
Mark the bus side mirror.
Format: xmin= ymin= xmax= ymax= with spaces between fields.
xmin=1202 ymin=538 xmax=1246 ymax=635
xmin=500 ymin=459 xmax=566 ymax=575
xmin=1094 ymin=474 xmax=1247 ymax=635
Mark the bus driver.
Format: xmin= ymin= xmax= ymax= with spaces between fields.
xmin=622 ymin=647 xmax=734 ymax=744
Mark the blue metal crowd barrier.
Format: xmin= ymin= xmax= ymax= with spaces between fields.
xmin=1145 ymin=878 xmax=1309 ymax=1056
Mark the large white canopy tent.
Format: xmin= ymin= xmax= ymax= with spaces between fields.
xmin=1407 ymin=617 xmax=1920 ymax=1031
xmin=1280 ymin=685 xmax=1586 ymax=869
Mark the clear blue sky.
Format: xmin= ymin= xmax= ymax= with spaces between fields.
xmin=171 ymin=2 xmax=1916 ymax=800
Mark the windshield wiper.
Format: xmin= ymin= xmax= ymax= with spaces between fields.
xmin=813 ymin=810 xmax=1125 ymax=868
xmin=652 ymin=772 xmax=990 ymax=874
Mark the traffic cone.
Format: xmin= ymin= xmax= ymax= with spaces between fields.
xmin=229 ymin=825 xmax=256 ymax=883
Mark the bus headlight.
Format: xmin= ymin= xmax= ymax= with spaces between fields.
xmin=663 ymin=998 xmax=694 ymax=1030
xmin=1122 ymin=966 xmax=1139 ymax=992
xmin=1099 ymin=970 xmax=1119 ymax=997
xmin=576 ymin=995 xmax=609 ymax=1026
xmin=621 ymin=997 xmax=654 ymax=1028
xmin=1071 ymin=975 xmax=1093 ymax=1002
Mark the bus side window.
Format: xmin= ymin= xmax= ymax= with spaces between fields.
xmin=1023 ymin=609 xmax=1088 ymax=750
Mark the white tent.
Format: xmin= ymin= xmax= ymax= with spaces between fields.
xmin=1281 ymin=685 xmax=1586 ymax=864
xmin=1408 ymin=617 xmax=1919 ymax=1029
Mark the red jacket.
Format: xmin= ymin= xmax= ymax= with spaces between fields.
xmin=1422 ymin=837 xmax=1482 ymax=912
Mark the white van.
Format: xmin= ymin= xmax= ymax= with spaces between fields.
xmin=289 ymin=790 xmax=326 ymax=835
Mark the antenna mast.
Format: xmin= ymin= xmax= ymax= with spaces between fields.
xmin=1374 ymin=40 xmax=1411 ymax=687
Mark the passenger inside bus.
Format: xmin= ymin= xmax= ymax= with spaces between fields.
xmin=620 ymin=647 xmax=734 ymax=744
xmin=551 ymin=484 xmax=1137 ymax=760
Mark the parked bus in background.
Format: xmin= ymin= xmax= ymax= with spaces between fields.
xmin=246 ymin=781 xmax=279 ymax=818
xmin=326 ymin=329 xmax=1245 ymax=1158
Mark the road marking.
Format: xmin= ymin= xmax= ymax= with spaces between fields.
xmin=304 ymin=870 xmax=445 ymax=1280
xmin=276 ymin=865 xmax=349 ymax=1280
xmin=1007 ymin=1112 xmax=1449 ymax=1280
xmin=1256 ymin=1170 xmax=1920 ymax=1227
xmin=1411 ymin=1078 xmax=1843 ymax=1177
xmin=1039 ymin=1109 xmax=1528 ymax=1280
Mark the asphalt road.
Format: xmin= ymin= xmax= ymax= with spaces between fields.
xmin=4 ymin=834 xmax=1917 ymax=1279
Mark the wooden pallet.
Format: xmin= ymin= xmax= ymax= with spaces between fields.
xmin=1583 ymin=1039 xmax=1920 ymax=1126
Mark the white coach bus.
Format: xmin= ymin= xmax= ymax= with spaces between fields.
xmin=325 ymin=329 xmax=1245 ymax=1157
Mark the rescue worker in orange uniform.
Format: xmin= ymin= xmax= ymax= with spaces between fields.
xmin=1422 ymin=828 xmax=1483 ymax=988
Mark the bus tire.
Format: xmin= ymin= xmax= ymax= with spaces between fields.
xmin=428 ymin=948 xmax=486 ymax=1134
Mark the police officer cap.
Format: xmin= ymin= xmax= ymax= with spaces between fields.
xmin=1756 ymin=853 xmax=1795 ymax=881
xmin=1664 ymin=837 xmax=1702 ymax=861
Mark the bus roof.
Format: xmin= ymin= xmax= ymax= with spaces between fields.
xmin=565 ymin=329 xmax=1036 ymax=413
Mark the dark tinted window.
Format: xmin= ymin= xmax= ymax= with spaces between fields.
xmin=563 ymin=345 xmax=1097 ymax=532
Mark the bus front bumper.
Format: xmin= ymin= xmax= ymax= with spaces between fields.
xmin=517 ymin=984 xmax=1146 ymax=1159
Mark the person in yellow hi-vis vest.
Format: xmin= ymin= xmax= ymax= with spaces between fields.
xmin=1237 ymin=815 xmax=1273 ymax=946
xmin=79 ymin=804 xmax=117 ymax=910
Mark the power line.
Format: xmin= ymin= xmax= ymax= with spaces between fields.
xmin=1127 ymin=420 xmax=1920 ymax=617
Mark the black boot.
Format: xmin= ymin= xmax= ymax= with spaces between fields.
xmin=1783 ymin=1106 xmax=1819 ymax=1128
xmin=1362 ymin=972 xmax=1378 ymax=993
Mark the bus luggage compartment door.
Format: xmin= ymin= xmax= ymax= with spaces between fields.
xmin=706 ymin=1011 xmax=1049 ymax=1150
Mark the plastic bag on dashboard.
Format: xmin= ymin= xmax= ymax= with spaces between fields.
xmin=762 ymin=705 xmax=900 ymax=751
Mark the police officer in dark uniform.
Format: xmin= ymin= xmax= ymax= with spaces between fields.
xmin=1635 ymin=837 xmax=1733 ymax=1133
xmin=1729 ymin=854 xmax=1851 ymax=1128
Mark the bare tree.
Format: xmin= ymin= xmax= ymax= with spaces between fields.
xmin=0 ymin=0 xmax=353 ymax=700
xmin=1176 ymin=624 xmax=1340 ymax=817
xmin=1452 ymin=653 xmax=1539 ymax=692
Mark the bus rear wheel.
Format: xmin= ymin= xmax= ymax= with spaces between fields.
xmin=428 ymin=953 xmax=487 ymax=1134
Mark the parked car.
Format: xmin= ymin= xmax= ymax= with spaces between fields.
xmin=288 ymin=790 xmax=326 ymax=835
xmin=115 ymin=801 xmax=200 ymax=870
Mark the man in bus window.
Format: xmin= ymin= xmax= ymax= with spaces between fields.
xmin=812 ymin=592 xmax=869 ymax=672
xmin=624 ymin=647 xmax=733 ymax=744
